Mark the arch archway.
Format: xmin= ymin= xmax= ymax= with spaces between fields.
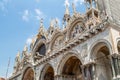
xmin=22 ymin=67 xmax=34 ymax=80
xmin=40 ymin=64 xmax=54 ymax=80
xmin=62 ymin=56 xmax=83 ymax=80
xmin=91 ymin=42 xmax=112 ymax=80
xmin=57 ymin=53 xmax=84 ymax=80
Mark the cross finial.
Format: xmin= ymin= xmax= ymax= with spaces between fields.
xmin=23 ymin=44 xmax=28 ymax=52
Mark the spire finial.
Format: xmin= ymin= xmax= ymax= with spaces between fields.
xmin=31 ymin=37 xmax=35 ymax=44
xmin=55 ymin=18 xmax=58 ymax=26
xmin=23 ymin=44 xmax=28 ymax=52
xmin=50 ymin=19 xmax=54 ymax=27
xmin=40 ymin=18 xmax=43 ymax=27
xmin=17 ymin=51 xmax=20 ymax=57
xmin=63 ymin=3 xmax=70 ymax=22
xmin=62 ymin=21 xmax=65 ymax=30
xmin=65 ymin=3 xmax=70 ymax=15
xmin=16 ymin=51 xmax=21 ymax=63
xmin=55 ymin=18 xmax=59 ymax=30
xmin=72 ymin=3 xmax=76 ymax=13
xmin=38 ymin=18 xmax=44 ymax=35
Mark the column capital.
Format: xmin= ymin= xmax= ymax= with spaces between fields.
xmin=109 ymin=53 xmax=120 ymax=58
xmin=81 ymin=61 xmax=95 ymax=68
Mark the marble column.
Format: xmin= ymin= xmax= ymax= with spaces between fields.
xmin=81 ymin=62 xmax=95 ymax=80
xmin=109 ymin=54 xmax=120 ymax=80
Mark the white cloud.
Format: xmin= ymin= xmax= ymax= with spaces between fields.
xmin=73 ymin=0 xmax=84 ymax=5
xmin=64 ymin=0 xmax=70 ymax=7
xmin=22 ymin=10 xmax=29 ymax=22
xmin=36 ymin=0 xmax=40 ymax=3
xmin=22 ymin=9 xmax=45 ymax=22
xmin=0 ymin=2 xmax=5 ymax=11
xmin=64 ymin=0 xmax=84 ymax=7
xmin=80 ymin=0 xmax=84 ymax=4
xmin=35 ymin=8 xmax=45 ymax=20
xmin=0 ymin=0 xmax=9 ymax=11
xmin=26 ymin=38 xmax=32 ymax=45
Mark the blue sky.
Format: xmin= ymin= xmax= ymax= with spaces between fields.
xmin=0 ymin=0 xmax=86 ymax=78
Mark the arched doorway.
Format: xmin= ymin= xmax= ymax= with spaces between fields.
xmin=22 ymin=67 xmax=34 ymax=80
xmin=91 ymin=42 xmax=112 ymax=80
xmin=61 ymin=56 xmax=83 ymax=80
xmin=40 ymin=64 xmax=54 ymax=80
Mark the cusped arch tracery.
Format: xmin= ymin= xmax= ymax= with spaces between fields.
xmin=67 ymin=17 xmax=86 ymax=39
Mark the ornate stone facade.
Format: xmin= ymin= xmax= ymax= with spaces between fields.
xmin=9 ymin=0 xmax=120 ymax=80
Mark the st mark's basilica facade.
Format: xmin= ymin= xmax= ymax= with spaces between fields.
xmin=9 ymin=0 xmax=120 ymax=80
